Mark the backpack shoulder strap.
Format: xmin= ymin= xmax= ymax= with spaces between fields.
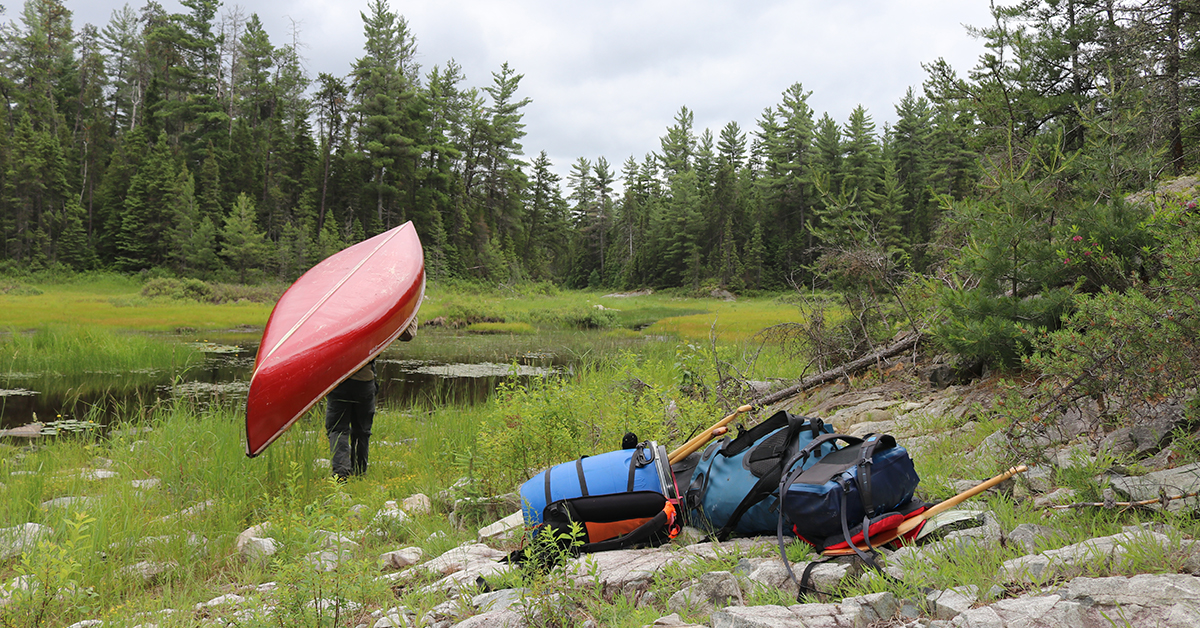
xmin=711 ymin=414 xmax=818 ymax=541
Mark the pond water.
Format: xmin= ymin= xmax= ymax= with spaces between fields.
xmin=0 ymin=329 xmax=666 ymax=433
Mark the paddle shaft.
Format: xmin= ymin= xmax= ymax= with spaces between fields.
xmin=669 ymin=426 xmax=728 ymax=465
xmin=896 ymin=464 xmax=1028 ymax=537
xmin=668 ymin=404 xmax=754 ymax=465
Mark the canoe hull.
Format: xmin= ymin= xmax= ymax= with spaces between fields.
xmin=245 ymin=222 xmax=424 ymax=457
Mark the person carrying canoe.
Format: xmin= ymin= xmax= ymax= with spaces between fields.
xmin=327 ymin=318 xmax=417 ymax=481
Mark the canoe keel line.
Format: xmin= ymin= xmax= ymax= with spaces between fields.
xmin=244 ymin=222 xmax=425 ymax=457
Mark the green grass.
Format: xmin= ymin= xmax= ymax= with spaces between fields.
xmin=0 ymin=326 xmax=201 ymax=378
xmin=0 ymin=399 xmax=476 ymax=627
xmin=0 ymin=273 xmax=273 ymax=332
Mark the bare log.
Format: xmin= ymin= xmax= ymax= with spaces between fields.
xmin=754 ymin=332 xmax=923 ymax=408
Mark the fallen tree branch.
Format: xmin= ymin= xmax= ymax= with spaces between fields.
xmin=1046 ymin=490 xmax=1200 ymax=511
xmin=753 ymin=331 xmax=924 ymax=409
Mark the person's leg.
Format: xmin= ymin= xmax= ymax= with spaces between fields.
xmin=326 ymin=392 xmax=354 ymax=480
xmin=350 ymin=380 xmax=376 ymax=476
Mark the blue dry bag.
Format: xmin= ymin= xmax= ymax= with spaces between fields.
xmin=519 ymin=441 xmax=675 ymax=526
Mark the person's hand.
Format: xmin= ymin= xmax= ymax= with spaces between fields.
xmin=399 ymin=317 xmax=417 ymax=341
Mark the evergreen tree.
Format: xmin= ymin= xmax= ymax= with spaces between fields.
xmin=3 ymin=115 xmax=47 ymax=263
xmin=756 ymin=83 xmax=817 ymax=284
xmin=197 ymin=141 xmax=223 ymax=223
xmin=841 ymin=106 xmax=883 ymax=215
xmin=718 ymin=215 xmax=742 ymax=289
xmin=238 ymin=14 xmax=274 ymax=129
xmin=169 ymin=170 xmax=220 ymax=275
xmin=76 ymin=24 xmax=110 ymax=238
xmin=13 ymin=0 xmax=76 ymax=131
xmin=56 ymin=198 xmax=94 ymax=269
xmin=658 ymin=106 xmax=695 ymax=176
xmin=351 ymin=0 xmax=417 ymax=231
xmin=480 ymin=62 xmax=531 ymax=252
xmin=744 ymin=220 xmax=765 ymax=289
xmin=524 ymin=151 xmax=569 ymax=280
xmin=891 ymin=88 xmax=938 ymax=267
xmin=99 ymin=4 xmax=145 ymax=132
xmin=314 ymin=72 xmax=350 ymax=232
xmin=116 ymin=132 xmax=179 ymax=270
xmin=148 ymin=0 xmax=228 ymax=158
xmin=221 ymin=192 xmax=268 ymax=282
xmin=717 ymin=120 xmax=746 ymax=167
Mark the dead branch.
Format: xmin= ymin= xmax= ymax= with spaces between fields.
xmin=753 ymin=331 xmax=924 ymax=408
xmin=1046 ymin=490 xmax=1200 ymax=511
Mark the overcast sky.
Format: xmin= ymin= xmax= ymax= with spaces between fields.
xmin=67 ymin=0 xmax=995 ymax=179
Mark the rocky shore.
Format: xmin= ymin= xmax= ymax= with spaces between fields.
xmin=4 ymin=365 xmax=1200 ymax=627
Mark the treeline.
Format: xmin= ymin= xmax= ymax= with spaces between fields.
xmin=0 ymin=0 xmax=1197 ymax=292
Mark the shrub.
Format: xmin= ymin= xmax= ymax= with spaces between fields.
xmin=141 ymin=277 xmax=182 ymax=298
xmin=567 ymin=306 xmax=616 ymax=330
xmin=1020 ymin=202 xmax=1200 ymax=442
xmin=178 ymin=278 xmax=214 ymax=301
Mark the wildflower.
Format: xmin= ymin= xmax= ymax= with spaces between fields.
xmin=1072 ymin=235 xmax=1083 ymax=242
xmin=1084 ymin=251 xmax=1091 ymax=256
xmin=1064 ymin=258 xmax=1071 ymax=264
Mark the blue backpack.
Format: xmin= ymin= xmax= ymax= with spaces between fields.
xmin=682 ymin=410 xmax=836 ymax=540
xmin=780 ymin=432 xmax=920 ymax=551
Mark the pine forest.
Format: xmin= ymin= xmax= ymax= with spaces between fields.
xmin=1 ymin=0 xmax=1198 ymax=300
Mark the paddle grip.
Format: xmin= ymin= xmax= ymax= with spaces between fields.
xmin=668 ymin=404 xmax=753 ymax=465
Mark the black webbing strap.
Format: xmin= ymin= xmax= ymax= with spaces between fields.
xmin=576 ymin=458 xmax=590 ymax=497
xmin=627 ymin=443 xmax=653 ymax=492
xmin=838 ymin=477 xmax=882 ymax=568
xmin=799 ymin=558 xmax=834 ymax=599
xmin=857 ymin=434 xmax=882 ymax=518
xmin=583 ymin=509 xmax=670 ymax=553
xmin=545 ymin=456 xmax=593 ymax=506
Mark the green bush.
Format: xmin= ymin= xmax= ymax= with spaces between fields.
xmin=567 ymin=306 xmax=616 ymax=330
xmin=0 ymin=283 xmax=42 ymax=296
xmin=1018 ymin=199 xmax=1200 ymax=441
xmin=178 ymin=278 xmax=214 ymax=301
xmin=140 ymin=277 xmax=182 ymax=298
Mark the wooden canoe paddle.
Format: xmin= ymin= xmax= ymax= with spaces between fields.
xmin=821 ymin=464 xmax=1029 ymax=556
xmin=668 ymin=404 xmax=754 ymax=465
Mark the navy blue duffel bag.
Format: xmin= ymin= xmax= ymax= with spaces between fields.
xmin=780 ymin=432 xmax=920 ymax=547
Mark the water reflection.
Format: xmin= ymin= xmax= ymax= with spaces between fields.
xmin=0 ymin=330 xmax=590 ymax=431
xmin=379 ymin=359 xmax=562 ymax=407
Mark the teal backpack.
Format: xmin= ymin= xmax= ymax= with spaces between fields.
xmin=681 ymin=410 xmax=836 ymax=539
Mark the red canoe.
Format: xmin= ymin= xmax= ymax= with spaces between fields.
xmin=245 ymin=222 xmax=425 ymax=457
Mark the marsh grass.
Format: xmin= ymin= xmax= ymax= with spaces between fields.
xmin=464 ymin=322 xmax=535 ymax=334
xmin=0 ymin=326 xmax=201 ymax=385
xmin=0 ymin=277 xmax=273 ymax=332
